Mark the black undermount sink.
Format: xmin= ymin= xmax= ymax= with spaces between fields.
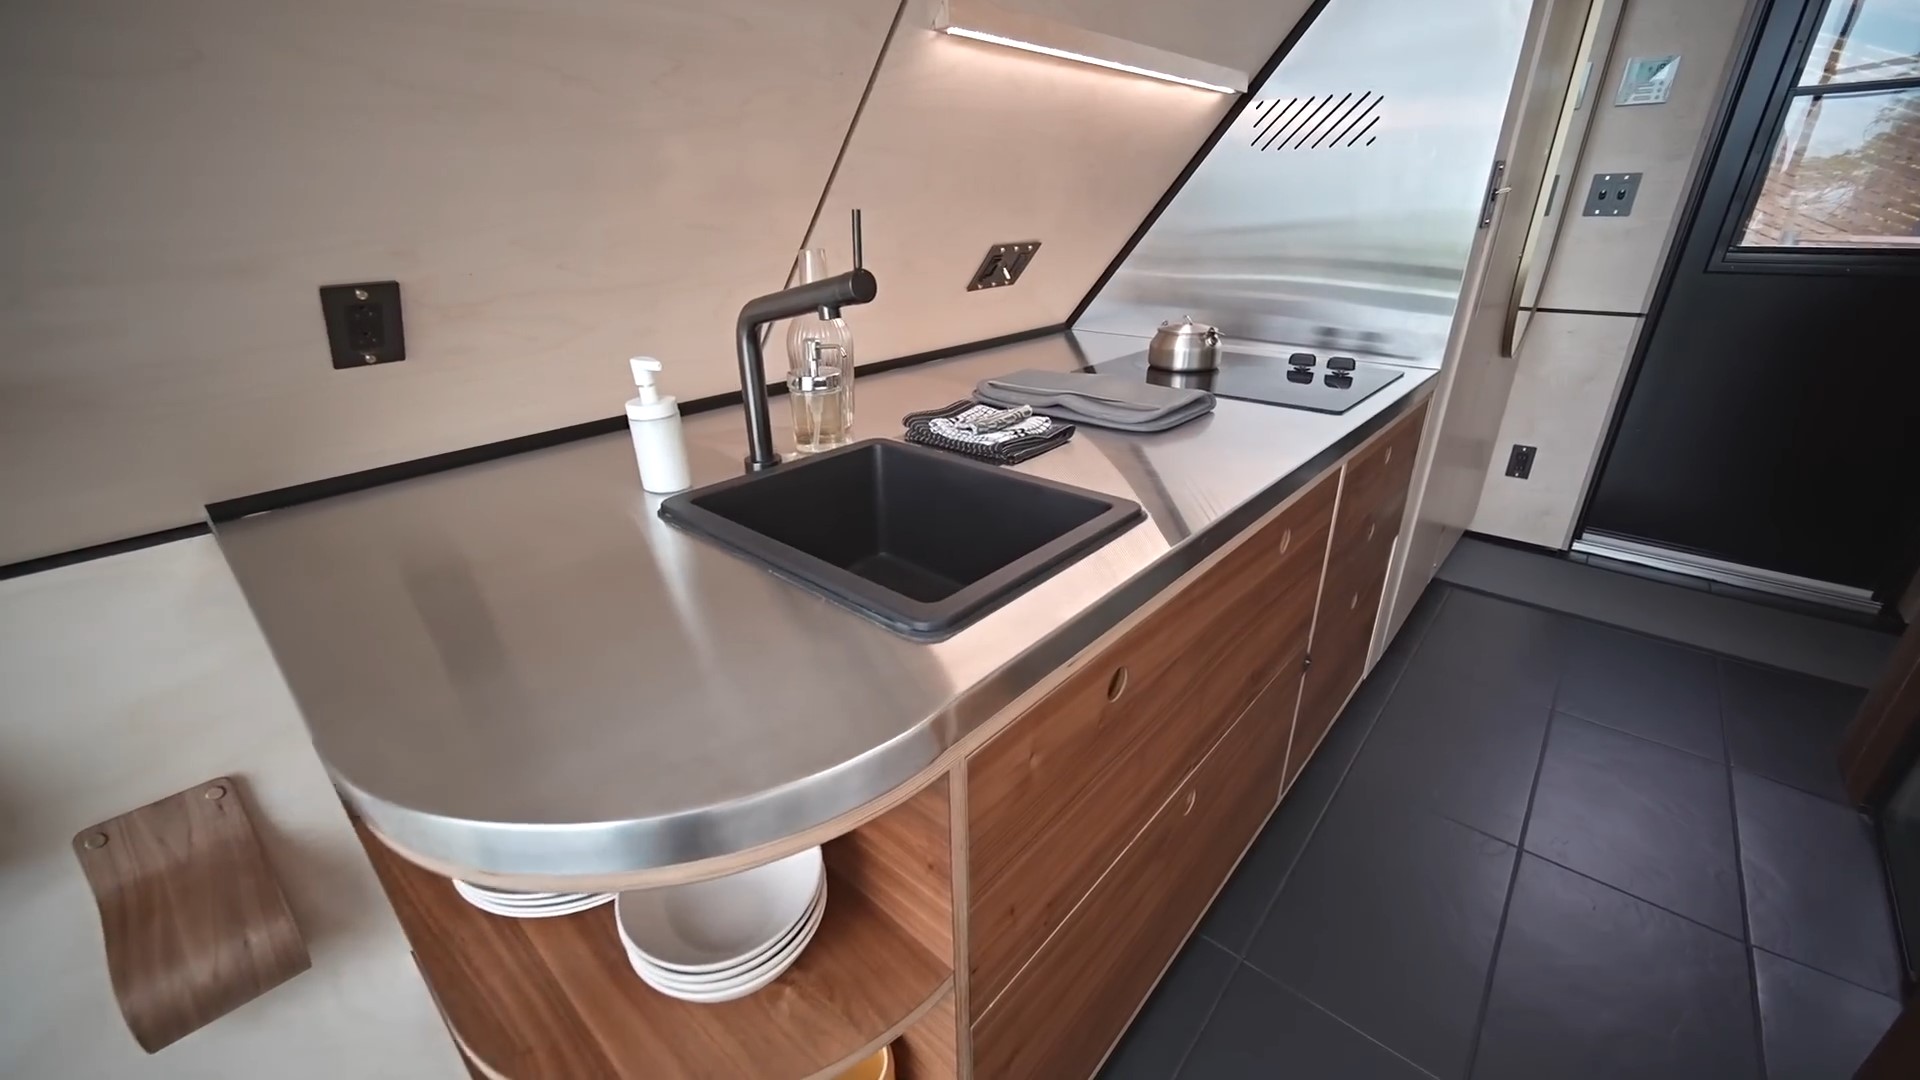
xmin=659 ymin=439 xmax=1143 ymax=640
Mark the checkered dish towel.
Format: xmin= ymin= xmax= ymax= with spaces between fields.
xmin=901 ymin=400 xmax=1075 ymax=465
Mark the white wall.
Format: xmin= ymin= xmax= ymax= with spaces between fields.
xmin=0 ymin=538 xmax=465 ymax=1079
xmin=0 ymin=0 xmax=1323 ymax=567
xmin=1470 ymin=0 xmax=1755 ymax=549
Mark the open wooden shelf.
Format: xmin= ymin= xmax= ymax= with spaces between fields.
xmin=356 ymin=776 xmax=958 ymax=1079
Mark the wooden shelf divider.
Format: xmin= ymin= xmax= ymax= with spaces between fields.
xmin=355 ymin=773 xmax=958 ymax=1079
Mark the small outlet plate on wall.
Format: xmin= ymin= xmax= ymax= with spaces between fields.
xmin=319 ymin=281 xmax=406 ymax=369
xmin=1505 ymin=444 xmax=1537 ymax=479
xmin=967 ymin=241 xmax=1042 ymax=291
xmin=1582 ymin=173 xmax=1641 ymax=217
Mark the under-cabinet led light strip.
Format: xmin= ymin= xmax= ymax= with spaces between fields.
xmin=941 ymin=25 xmax=1238 ymax=93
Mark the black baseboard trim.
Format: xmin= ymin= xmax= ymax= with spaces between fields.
xmin=7 ymin=324 xmax=1068 ymax=580
xmin=0 ymin=523 xmax=213 ymax=582
xmin=206 ymin=323 xmax=1066 ymax=524
xmin=1518 ymin=305 xmax=1647 ymax=319
xmin=1460 ymin=529 xmax=1570 ymax=559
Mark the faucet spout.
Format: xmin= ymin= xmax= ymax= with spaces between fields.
xmin=733 ymin=210 xmax=876 ymax=472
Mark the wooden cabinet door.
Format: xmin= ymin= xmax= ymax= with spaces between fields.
xmin=1287 ymin=403 xmax=1430 ymax=789
xmin=967 ymin=476 xmax=1333 ymax=1011
xmin=1289 ymin=545 xmax=1393 ymax=788
xmin=971 ymin=659 xmax=1301 ymax=1080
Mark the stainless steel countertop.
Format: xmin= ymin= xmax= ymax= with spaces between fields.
xmin=214 ymin=330 xmax=1434 ymax=877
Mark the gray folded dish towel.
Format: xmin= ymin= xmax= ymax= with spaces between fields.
xmin=974 ymin=370 xmax=1214 ymax=432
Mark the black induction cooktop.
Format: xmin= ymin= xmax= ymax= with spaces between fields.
xmin=1086 ymin=350 xmax=1405 ymax=415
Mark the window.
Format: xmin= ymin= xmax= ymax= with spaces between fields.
xmin=1736 ymin=0 xmax=1920 ymax=250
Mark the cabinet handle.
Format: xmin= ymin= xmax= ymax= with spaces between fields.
xmin=1384 ymin=446 xmax=1394 ymax=465
xmin=1181 ymin=790 xmax=1197 ymax=816
xmin=1278 ymin=528 xmax=1292 ymax=554
xmin=1350 ymin=591 xmax=1360 ymax=610
xmin=1106 ymin=666 xmax=1129 ymax=702
xmin=1303 ymin=653 xmax=1314 ymax=671
xmin=1365 ymin=520 xmax=1376 ymax=543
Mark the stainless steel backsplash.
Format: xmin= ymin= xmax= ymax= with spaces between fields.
xmin=1076 ymin=0 xmax=1532 ymax=368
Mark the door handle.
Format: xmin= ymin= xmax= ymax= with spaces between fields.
xmin=1479 ymin=160 xmax=1509 ymax=229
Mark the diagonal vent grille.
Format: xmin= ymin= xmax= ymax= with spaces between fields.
xmin=1244 ymin=92 xmax=1384 ymax=150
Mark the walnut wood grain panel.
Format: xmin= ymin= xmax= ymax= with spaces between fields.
xmin=894 ymin=990 xmax=958 ymax=1080
xmin=358 ymin=820 xmax=950 ymax=1079
xmin=1330 ymin=399 xmax=1429 ymax=562
xmin=972 ymin=661 xmax=1299 ymax=1080
xmin=823 ymin=775 xmax=953 ymax=963
xmin=1289 ymin=543 xmax=1393 ymax=791
xmin=73 ymin=776 xmax=311 ymax=1054
xmin=966 ymin=474 xmax=1334 ymax=1010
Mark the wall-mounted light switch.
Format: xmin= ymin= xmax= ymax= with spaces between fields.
xmin=1582 ymin=172 xmax=1642 ymax=217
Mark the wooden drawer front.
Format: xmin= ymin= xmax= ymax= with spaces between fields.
xmin=972 ymin=659 xmax=1300 ymax=1080
xmin=967 ymin=476 xmax=1334 ymax=1009
xmin=1331 ymin=400 xmax=1428 ymax=558
xmin=1288 ymin=542 xmax=1393 ymax=789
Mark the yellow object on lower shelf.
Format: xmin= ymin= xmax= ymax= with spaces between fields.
xmin=835 ymin=1043 xmax=893 ymax=1080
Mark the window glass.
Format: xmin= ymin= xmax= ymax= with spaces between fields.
xmin=1799 ymin=0 xmax=1920 ymax=85
xmin=1739 ymin=87 xmax=1920 ymax=247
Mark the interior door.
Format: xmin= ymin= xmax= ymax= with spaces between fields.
xmin=1379 ymin=0 xmax=1606 ymax=644
xmin=1582 ymin=0 xmax=1920 ymax=604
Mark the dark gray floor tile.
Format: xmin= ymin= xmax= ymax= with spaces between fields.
xmin=1472 ymin=856 xmax=1759 ymax=1080
xmin=1523 ymin=714 xmax=1743 ymax=936
xmin=1341 ymin=666 xmax=1551 ymax=844
xmin=1733 ymin=772 xmax=1901 ymax=996
xmin=1249 ymin=797 xmax=1515 ymax=1079
xmin=1437 ymin=538 xmax=1892 ymax=688
xmin=1178 ymin=965 xmax=1431 ymax=1080
xmin=1100 ymin=937 xmax=1239 ymax=1080
xmin=1721 ymin=661 xmax=1861 ymax=803
xmin=1199 ymin=586 xmax=1450 ymax=954
xmin=1753 ymin=948 xmax=1901 ymax=1080
xmin=1395 ymin=589 xmax=1568 ymax=707
xmin=1554 ymin=621 xmax=1726 ymax=760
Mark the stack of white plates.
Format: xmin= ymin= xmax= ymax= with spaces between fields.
xmin=451 ymin=879 xmax=614 ymax=918
xmin=615 ymin=846 xmax=826 ymax=1003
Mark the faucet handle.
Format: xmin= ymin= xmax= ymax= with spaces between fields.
xmin=850 ymin=209 xmax=863 ymax=272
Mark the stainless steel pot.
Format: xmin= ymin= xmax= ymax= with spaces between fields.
xmin=1147 ymin=317 xmax=1222 ymax=372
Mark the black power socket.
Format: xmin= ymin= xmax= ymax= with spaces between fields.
xmin=320 ymin=281 xmax=406 ymax=369
xmin=1505 ymin=443 xmax=1537 ymax=479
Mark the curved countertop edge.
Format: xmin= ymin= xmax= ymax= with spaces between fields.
xmin=347 ymin=378 xmax=1436 ymax=890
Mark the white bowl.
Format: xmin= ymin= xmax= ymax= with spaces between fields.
xmin=615 ymin=846 xmax=823 ymax=973
xmin=626 ymin=878 xmax=825 ymax=990
xmin=453 ymin=880 xmax=613 ymax=919
xmin=626 ymin=881 xmax=826 ymax=1003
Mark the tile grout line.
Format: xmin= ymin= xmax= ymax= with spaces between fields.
xmin=1436 ymin=773 xmax=1901 ymax=1000
xmin=1173 ymin=588 xmax=1456 ymax=1080
xmin=1460 ymin=653 xmax=1563 ymax=1078
xmin=1236 ymin=961 xmax=1443 ymax=1080
xmin=1155 ymin=937 xmax=1238 ymax=1080
xmin=1718 ymin=658 xmax=1771 ymax=1079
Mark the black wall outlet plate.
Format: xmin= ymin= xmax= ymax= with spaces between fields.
xmin=319 ymin=281 xmax=406 ymax=369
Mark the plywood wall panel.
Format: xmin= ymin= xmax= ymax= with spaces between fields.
xmin=0 ymin=0 xmax=897 ymax=563
xmin=0 ymin=537 xmax=467 ymax=1077
xmin=803 ymin=0 xmax=1317 ymax=366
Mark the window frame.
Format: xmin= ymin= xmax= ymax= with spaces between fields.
xmin=1712 ymin=0 xmax=1920 ymax=275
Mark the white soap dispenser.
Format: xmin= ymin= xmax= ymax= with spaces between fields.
xmin=626 ymin=356 xmax=690 ymax=493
